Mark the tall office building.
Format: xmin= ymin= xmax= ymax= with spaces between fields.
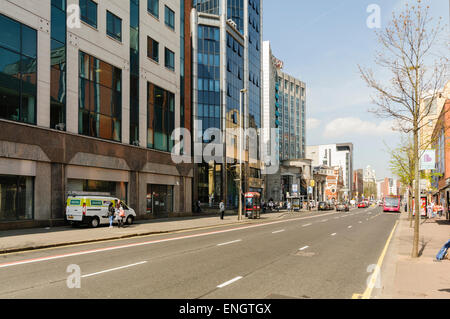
xmin=262 ymin=41 xmax=308 ymax=201
xmin=0 ymin=0 xmax=193 ymax=229
xmin=306 ymin=143 xmax=354 ymax=200
xmin=191 ymin=0 xmax=264 ymax=208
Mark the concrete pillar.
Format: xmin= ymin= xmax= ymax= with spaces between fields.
xmin=51 ymin=163 xmax=65 ymax=220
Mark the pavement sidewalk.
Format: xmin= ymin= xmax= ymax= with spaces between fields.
xmin=0 ymin=209 xmax=310 ymax=254
xmin=377 ymin=213 xmax=450 ymax=299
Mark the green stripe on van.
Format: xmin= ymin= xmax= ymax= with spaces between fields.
xmin=70 ymin=199 xmax=81 ymax=206
xmin=90 ymin=200 xmax=104 ymax=206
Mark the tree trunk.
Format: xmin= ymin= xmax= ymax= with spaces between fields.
xmin=408 ymin=187 xmax=413 ymax=228
xmin=412 ymin=126 xmax=420 ymax=258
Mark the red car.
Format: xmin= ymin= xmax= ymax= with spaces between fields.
xmin=358 ymin=202 xmax=367 ymax=208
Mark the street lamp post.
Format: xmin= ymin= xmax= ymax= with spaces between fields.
xmin=238 ymin=89 xmax=247 ymax=221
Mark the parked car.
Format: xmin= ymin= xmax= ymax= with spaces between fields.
xmin=336 ymin=202 xmax=350 ymax=212
xmin=318 ymin=201 xmax=329 ymax=211
xmin=66 ymin=196 xmax=136 ymax=228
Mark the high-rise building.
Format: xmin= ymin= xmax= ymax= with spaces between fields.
xmin=277 ymin=68 xmax=306 ymax=161
xmin=262 ymin=41 xmax=308 ymax=202
xmin=191 ymin=0 xmax=264 ymax=208
xmin=306 ymin=143 xmax=354 ymax=200
xmin=0 ymin=0 xmax=193 ymax=229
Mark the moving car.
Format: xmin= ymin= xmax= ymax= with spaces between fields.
xmin=66 ymin=196 xmax=136 ymax=228
xmin=358 ymin=201 xmax=367 ymax=208
xmin=336 ymin=202 xmax=350 ymax=212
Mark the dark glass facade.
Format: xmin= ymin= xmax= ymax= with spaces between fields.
xmin=130 ymin=0 xmax=140 ymax=145
xmin=227 ymin=0 xmax=244 ymax=33
xmin=197 ymin=25 xmax=220 ymax=140
xmin=78 ymin=51 xmax=122 ymax=142
xmin=193 ymin=0 xmax=220 ymax=15
xmin=147 ymin=82 xmax=175 ymax=152
xmin=0 ymin=13 xmax=37 ymax=125
xmin=51 ymin=0 xmax=67 ymax=130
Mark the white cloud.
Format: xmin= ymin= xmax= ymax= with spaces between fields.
xmin=307 ymin=118 xmax=321 ymax=130
xmin=323 ymin=117 xmax=396 ymax=139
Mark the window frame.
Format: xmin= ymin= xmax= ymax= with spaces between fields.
xmin=164 ymin=47 xmax=175 ymax=71
xmin=164 ymin=5 xmax=175 ymax=30
xmin=148 ymin=0 xmax=159 ymax=19
xmin=106 ymin=11 xmax=122 ymax=42
xmin=80 ymin=0 xmax=98 ymax=29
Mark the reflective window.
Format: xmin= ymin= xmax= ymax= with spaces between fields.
xmin=164 ymin=47 xmax=175 ymax=71
xmin=164 ymin=5 xmax=175 ymax=30
xmin=147 ymin=82 xmax=175 ymax=152
xmin=148 ymin=0 xmax=159 ymax=18
xmin=0 ymin=14 xmax=37 ymax=124
xmin=80 ymin=0 xmax=98 ymax=29
xmin=78 ymin=51 xmax=122 ymax=142
xmin=147 ymin=37 xmax=159 ymax=62
xmin=107 ymin=11 xmax=122 ymax=42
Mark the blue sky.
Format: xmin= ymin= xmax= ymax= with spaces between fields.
xmin=263 ymin=0 xmax=449 ymax=180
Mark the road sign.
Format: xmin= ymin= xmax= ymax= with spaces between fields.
xmin=308 ymin=186 xmax=313 ymax=194
xmin=292 ymin=184 xmax=298 ymax=193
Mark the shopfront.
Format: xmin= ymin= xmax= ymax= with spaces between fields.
xmin=146 ymin=184 xmax=174 ymax=218
xmin=0 ymin=174 xmax=34 ymax=221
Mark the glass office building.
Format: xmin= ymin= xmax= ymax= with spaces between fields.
xmin=192 ymin=0 xmax=263 ymax=207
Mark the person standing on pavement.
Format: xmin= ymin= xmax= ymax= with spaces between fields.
xmin=108 ymin=202 xmax=115 ymax=228
xmin=219 ymin=200 xmax=225 ymax=220
xmin=115 ymin=200 xmax=123 ymax=228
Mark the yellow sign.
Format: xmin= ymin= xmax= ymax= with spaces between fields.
xmin=310 ymin=180 xmax=315 ymax=187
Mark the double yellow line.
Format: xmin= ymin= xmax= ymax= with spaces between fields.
xmin=352 ymin=220 xmax=399 ymax=299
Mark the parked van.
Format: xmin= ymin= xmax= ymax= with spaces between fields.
xmin=66 ymin=196 xmax=136 ymax=228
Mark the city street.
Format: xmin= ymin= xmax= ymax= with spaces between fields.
xmin=0 ymin=206 xmax=399 ymax=299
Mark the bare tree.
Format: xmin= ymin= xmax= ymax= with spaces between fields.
xmin=359 ymin=0 xmax=448 ymax=258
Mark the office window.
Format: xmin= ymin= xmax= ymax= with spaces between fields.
xmin=0 ymin=14 xmax=37 ymax=125
xmin=80 ymin=0 xmax=98 ymax=28
xmin=147 ymin=37 xmax=159 ymax=62
xmin=106 ymin=11 xmax=122 ymax=42
xmin=147 ymin=82 xmax=174 ymax=152
xmin=78 ymin=51 xmax=122 ymax=142
xmin=164 ymin=47 xmax=174 ymax=71
xmin=165 ymin=5 xmax=175 ymax=30
xmin=148 ymin=0 xmax=159 ymax=18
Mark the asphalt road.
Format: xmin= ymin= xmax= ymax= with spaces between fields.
xmin=0 ymin=206 xmax=399 ymax=299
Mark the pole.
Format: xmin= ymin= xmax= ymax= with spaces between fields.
xmin=238 ymin=89 xmax=246 ymax=221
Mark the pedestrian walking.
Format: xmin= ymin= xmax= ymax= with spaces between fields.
xmin=219 ymin=200 xmax=225 ymax=220
xmin=108 ymin=202 xmax=115 ymax=228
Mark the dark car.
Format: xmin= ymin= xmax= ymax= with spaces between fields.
xmin=318 ymin=201 xmax=328 ymax=211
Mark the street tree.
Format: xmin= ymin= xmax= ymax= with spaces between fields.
xmin=387 ymin=137 xmax=415 ymax=227
xmin=359 ymin=0 xmax=448 ymax=258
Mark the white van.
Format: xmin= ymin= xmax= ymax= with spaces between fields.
xmin=66 ymin=196 xmax=136 ymax=228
